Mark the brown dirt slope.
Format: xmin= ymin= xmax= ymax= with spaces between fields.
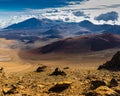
xmin=30 ymin=33 xmax=120 ymax=54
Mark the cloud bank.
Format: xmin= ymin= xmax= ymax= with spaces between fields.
xmin=0 ymin=0 xmax=120 ymax=28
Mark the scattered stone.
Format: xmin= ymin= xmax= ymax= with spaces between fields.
xmin=63 ymin=67 xmax=69 ymax=70
xmin=36 ymin=66 xmax=47 ymax=72
xmin=85 ymin=91 xmax=98 ymax=96
xmin=85 ymin=86 xmax=120 ymax=96
xmin=49 ymin=81 xmax=72 ymax=93
xmin=113 ymin=87 xmax=120 ymax=94
xmin=90 ymin=80 xmax=106 ymax=90
xmin=3 ymin=84 xmax=17 ymax=94
xmin=98 ymin=51 xmax=120 ymax=71
xmin=0 ymin=67 xmax=4 ymax=73
xmin=95 ymin=86 xmax=120 ymax=96
xmin=22 ymin=94 xmax=29 ymax=96
xmin=109 ymin=78 xmax=118 ymax=87
xmin=37 ymin=84 xmax=45 ymax=88
xmin=18 ymin=85 xmax=25 ymax=90
xmin=86 ymin=75 xmax=97 ymax=80
xmin=50 ymin=68 xmax=66 ymax=76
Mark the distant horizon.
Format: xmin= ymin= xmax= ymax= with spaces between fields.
xmin=3 ymin=17 xmax=120 ymax=30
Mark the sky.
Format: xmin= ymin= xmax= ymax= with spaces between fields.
xmin=0 ymin=0 xmax=120 ymax=28
xmin=0 ymin=0 xmax=84 ymax=11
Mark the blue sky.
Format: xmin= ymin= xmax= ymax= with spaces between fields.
xmin=0 ymin=0 xmax=120 ymax=28
xmin=0 ymin=0 xmax=83 ymax=11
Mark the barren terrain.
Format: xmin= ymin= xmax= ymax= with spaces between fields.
xmin=1 ymin=38 xmax=120 ymax=96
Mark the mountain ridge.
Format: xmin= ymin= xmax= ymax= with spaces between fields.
xmin=4 ymin=18 xmax=55 ymax=30
xmin=4 ymin=18 xmax=120 ymax=34
xmin=1 ymin=17 xmax=120 ymax=42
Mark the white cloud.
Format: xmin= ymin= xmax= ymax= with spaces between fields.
xmin=0 ymin=0 xmax=120 ymax=28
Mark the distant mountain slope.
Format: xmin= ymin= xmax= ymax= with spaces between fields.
xmin=4 ymin=18 xmax=54 ymax=30
xmin=79 ymin=20 xmax=120 ymax=34
xmin=42 ymin=29 xmax=60 ymax=35
xmin=2 ymin=18 xmax=120 ymax=42
xmin=42 ymin=29 xmax=63 ymax=39
xmin=30 ymin=33 xmax=120 ymax=54
xmin=4 ymin=18 xmax=120 ymax=35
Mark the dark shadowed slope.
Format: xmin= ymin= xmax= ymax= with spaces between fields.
xmin=4 ymin=18 xmax=54 ymax=30
xmin=79 ymin=20 xmax=120 ymax=34
xmin=98 ymin=51 xmax=120 ymax=71
xmin=29 ymin=33 xmax=120 ymax=54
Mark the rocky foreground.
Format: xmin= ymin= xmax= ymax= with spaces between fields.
xmin=1 ymin=66 xmax=120 ymax=96
xmin=1 ymin=48 xmax=120 ymax=96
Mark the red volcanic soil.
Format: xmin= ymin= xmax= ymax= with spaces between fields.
xmin=29 ymin=33 xmax=120 ymax=54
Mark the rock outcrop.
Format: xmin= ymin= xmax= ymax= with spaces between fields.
xmin=98 ymin=51 xmax=120 ymax=71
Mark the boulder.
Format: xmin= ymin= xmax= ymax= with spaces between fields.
xmin=50 ymin=68 xmax=66 ymax=76
xmin=109 ymin=78 xmax=118 ymax=87
xmin=90 ymin=80 xmax=106 ymax=90
xmin=98 ymin=51 xmax=120 ymax=71
xmin=49 ymin=81 xmax=72 ymax=93
xmin=36 ymin=66 xmax=47 ymax=72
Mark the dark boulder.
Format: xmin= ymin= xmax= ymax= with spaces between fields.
xmin=49 ymin=81 xmax=71 ymax=93
xmin=36 ymin=66 xmax=47 ymax=72
xmin=90 ymin=80 xmax=106 ymax=90
xmin=109 ymin=78 xmax=118 ymax=87
xmin=98 ymin=51 xmax=120 ymax=71
xmin=50 ymin=68 xmax=66 ymax=76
